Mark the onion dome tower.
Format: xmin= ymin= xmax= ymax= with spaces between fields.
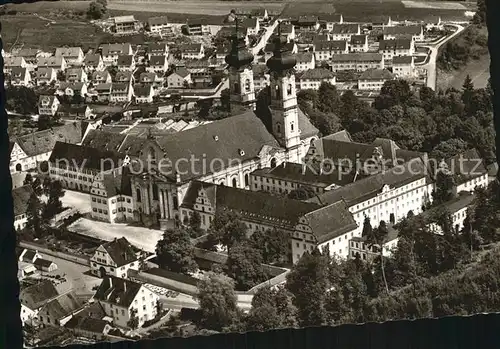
xmin=225 ymin=18 xmax=256 ymax=109
xmin=266 ymin=23 xmax=301 ymax=162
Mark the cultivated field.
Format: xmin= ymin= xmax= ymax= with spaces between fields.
xmin=402 ymin=1 xmax=467 ymax=10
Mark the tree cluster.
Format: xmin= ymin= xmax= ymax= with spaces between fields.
xmin=6 ymin=86 xmax=37 ymax=116
xmin=87 ymin=0 xmax=107 ymax=20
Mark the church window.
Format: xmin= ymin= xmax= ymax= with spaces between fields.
xmin=245 ymin=79 xmax=251 ymax=92
xmin=276 ymin=123 xmax=281 ymax=134
xmin=275 ymin=85 xmax=281 ymax=99
xmin=173 ymin=196 xmax=178 ymax=210
xmin=291 ymin=121 xmax=294 ymax=132
xmin=245 ymin=173 xmax=249 ymax=187
xmin=152 ymin=184 xmax=159 ymax=200
xmin=233 ymin=82 xmax=240 ymax=94
xmin=287 ymin=84 xmax=292 ymax=96
xmin=136 ymin=188 xmax=142 ymax=202
xmin=232 ymin=178 xmax=237 ymax=187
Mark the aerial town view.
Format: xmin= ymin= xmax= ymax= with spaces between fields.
xmin=2 ymin=0 xmax=498 ymax=346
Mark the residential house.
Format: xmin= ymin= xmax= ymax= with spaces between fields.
xmin=19 ymin=248 xmax=42 ymax=264
xmin=294 ymin=16 xmax=320 ymax=31
xmin=18 ymin=261 xmax=38 ymax=281
xmin=114 ymin=71 xmax=134 ymax=84
xmin=84 ymin=53 xmax=105 ymax=72
xmin=94 ymin=83 xmax=113 ymax=102
xmin=17 ymin=48 xmax=42 ymax=65
xmin=274 ymin=23 xmax=295 ymax=42
xmin=134 ymin=85 xmax=154 ymax=103
xmin=296 ymin=68 xmax=336 ymax=91
xmin=90 ymin=238 xmax=138 ymax=278
xmin=55 ymin=47 xmax=85 ymax=66
xmin=166 ymin=67 xmax=192 ymax=88
xmin=90 ymin=170 xmax=134 ymax=223
xmin=185 ymin=61 xmax=213 ymax=87
xmin=65 ymin=68 xmax=88 ymax=83
xmin=240 ymin=17 xmax=260 ymax=36
xmin=253 ymin=64 xmax=270 ymax=91
xmin=117 ymin=55 xmax=136 ymax=72
xmin=180 ymin=43 xmax=205 ymax=60
xmin=349 ymin=226 xmax=399 ymax=261
xmin=4 ymin=56 xmax=27 ymax=75
xmin=392 ymin=55 xmax=416 ymax=78
xmin=186 ymin=19 xmax=213 ymax=36
xmin=250 ymin=161 xmax=355 ymax=196
xmin=330 ymin=23 xmax=360 ymax=41
xmin=93 ymin=276 xmax=160 ymax=328
xmin=37 ymin=56 xmax=67 ymax=72
xmin=110 ymin=83 xmax=134 ymax=103
xmin=349 ymin=35 xmax=369 ymax=52
xmin=424 ymin=193 xmax=476 ymax=235
xmin=330 ymin=53 xmax=384 ymax=72
xmin=101 ymin=43 xmax=134 ymax=66
xmin=147 ymin=55 xmax=168 ymax=74
xmin=65 ymin=316 xmax=112 ymax=341
xmin=12 ymin=185 xmax=34 ymax=231
xmin=358 ymin=68 xmax=395 ymax=91
xmin=383 ymin=25 xmax=424 ymax=42
xmin=139 ymin=72 xmax=163 ymax=91
xmin=113 ymin=15 xmax=140 ymax=34
xmin=9 ymin=121 xmax=91 ymax=173
xmin=215 ymin=45 xmax=230 ymax=65
xmin=180 ymin=180 xmax=359 ymax=263
xmin=379 ymin=38 xmax=415 ymax=62
xmin=56 ymin=104 xmax=92 ymax=120
xmin=147 ymin=42 xmax=169 ymax=58
xmin=35 ymin=68 xmax=57 ymax=86
xmin=10 ymin=67 xmax=32 ymax=87
xmin=319 ymin=14 xmax=344 ymax=31
xmin=91 ymin=71 xmax=113 ymax=85
xmin=34 ymin=258 xmax=58 ymax=272
xmin=250 ymin=8 xmax=269 ymax=21
xmin=314 ymin=40 xmax=348 ymax=62
xmin=48 ymin=141 xmax=125 ymax=192
xmin=295 ymin=52 xmax=316 ymax=72
xmin=215 ymin=26 xmax=250 ymax=47
xmin=38 ymin=95 xmax=61 ymax=116
xmin=38 ymin=291 xmax=83 ymax=327
xmin=20 ymin=280 xmax=59 ymax=327
xmin=55 ymin=82 xmax=88 ymax=98
xmin=264 ymin=41 xmax=298 ymax=62
xmin=147 ymin=16 xmax=172 ymax=35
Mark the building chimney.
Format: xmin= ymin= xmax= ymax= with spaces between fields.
xmin=123 ymin=280 xmax=127 ymax=293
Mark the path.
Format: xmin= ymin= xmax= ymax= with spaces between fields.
xmin=420 ymin=23 xmax=465 ymax=90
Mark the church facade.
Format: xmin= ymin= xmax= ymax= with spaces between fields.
xmin=129 ymin=31 xmax=320 ymax=229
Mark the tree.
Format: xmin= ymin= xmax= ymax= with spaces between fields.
xmin=462 ymin=75 xmax=475 ymax=115
xmin=156 ymin=227 xmax=198 ymax=274
xmin=206 ymin=210 xmax=247 ymax=249
xmin=250 ymin=228 xmax=289 ymax=265
xmin=25 ymin=194 xmax=44 ymax=237
xmin=5 ymin=86 xmax=37 ymax=115
xmin=429 ymin=138 xmax=468 ymax=160
xmin=196 ymin=272 xmax=241 ymax=331
xmin=368 ymin=221 xmax=390 ymax=295
xmin=288 ymin=186 xmax=316 ymax=201
xmin=361 ymin=216 xmax=373 ymax=239
xmin=42 ymin=180 xmax=64 ymax=220
xmin=220 ymin=88 xmax=230 ymax=111
xmin=374 ymin=80 xmax=411 ymax=110
xmin=87 ymin=1 xmax=106 ymax=20
xmin=188 ymin=211 xmax=203 ymax=237
xmin=155 ymin=299 xmax=163 ymax=317
xmin=127 ymin=307 xmax=139 ymax=329
xmin=286 ymin=249 xmax=329 ymax=327
xmin=31 ymin=177 xmax=43 ymax=197
xmin=23 ymin=173 xmax=33 ymax=186
xmin=226 ymin=242 xmax=268 ymax=290
xmin=316 ymin=82 xmax=341 ymax=114
xmin=432 ymin=171 xmax=455 ymax=206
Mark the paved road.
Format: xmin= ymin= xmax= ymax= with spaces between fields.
xmin=421 ymin=23 xmax=465 ymax=90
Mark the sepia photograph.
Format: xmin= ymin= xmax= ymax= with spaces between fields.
xmin=0 ymin=0 xmax=499 ymax=347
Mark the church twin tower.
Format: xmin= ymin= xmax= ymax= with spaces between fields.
xmin=225 ymin=27 xmax=301 ymax=162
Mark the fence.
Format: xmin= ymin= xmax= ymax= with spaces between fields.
xmin=19 ymin=241 xmax=90 ymax=267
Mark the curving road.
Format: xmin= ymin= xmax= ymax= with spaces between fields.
xmin=420 ymin=23 xmax=465 ymax=90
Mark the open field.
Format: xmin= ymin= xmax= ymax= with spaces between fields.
xmin=437 ymin=54 xmax=490 ymax=91
xmin=402 ymin=1 xmax=467 ymax=10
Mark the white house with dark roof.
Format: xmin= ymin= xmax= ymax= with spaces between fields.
xmin=392 ymin=55 xmax=416 ymax=78
xmin=17 ymin=48 xmax=42 ymax=65
xmin=296 ymin=68 xmax=336 ymax=91
xmin=383 ymin=25 xmax=424 ymax=42
xmin=114 ymin=70 xmax=134 ymax=84
xmin=295 ymin=52 xmax=316 ymax=72
xmin=91 ymin=70 xmax=112 ymax=85
xmin=147 ymin=55 xmax=168 ymax=74
xmin=166 ymin=67 xmax=192 ymax=88
xmin=147 ymin=16 xmax=171 ymax=34
xmin=93 ymin=276 xmax=159 ymax=329
xmin=38 ymin=95 xmax=61 ymax=116
xmin=90 ymin=237 xmax=138 ymax=278
xmin=101 ymin=43 xmax=134 ymax=66
xmin=10 ymin=67 xmax=32 ymax=87
xmin=48 ymin=141 xmax=125 ymax=192
xmin=117 ymin=55 xmax=136 ymax=72
xmin=319 ymin=14 xmax=344 ymax=31
xmin=349 ymin=35 xmax=369 ymax=52
xmin=37 ymin=56 xmax=67 ymax=71
xmin=148 ymin=42 xmax=169 ymax=58
xmin=55 ymin=82 xmax=88 ymax=98
xmin=378 ymin=38 xmax=414 ymax=62
xmin=20 ymin=280 xmax=59 ymax=327
xmin=330 ymin=23 xmax=360 ymax=41
xmin=240 ymin=17 xmax=260 ymax=36
xmin=55 ymin=47 xmax=85 ymax=66
xmin=35 ymin=67 xmax=57 ymax=86
xmin=424 ymin=192 xmax=476 ymax=235
xmin=139 ymin=72 xmax=163 ymax=90
xmin=134 ymin=85 xmax=154 ymax=103
xmin=12 ymin=185 xmax=34 ymax=231
xmin=84 ymin=53 xmax=104 ymax=72
xmin=113 ymin=15 xmax=140 ymax=34
xmin=330 ymin=52 xmax=384 ymax=72
xmin=180 ymin=43 xmax=205 ymax=60
xmin=358 ymin=68 xmax=395 ymax=91
xmin=110 ymin=83 xmax=134 ymax=103
xmin=4 ymin=56 xmax=27 ymax=75
xmin=93 ymin=83 xmax=113 ymax=102
xmin=314 ymin=41 xmax=348 ymax=62
xmin=65 ymin=68 xmax=88 ymax=83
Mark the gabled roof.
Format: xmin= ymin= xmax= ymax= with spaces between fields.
xmin=101 ymin=43 xmax=132 ymax=56
xmin=331 ymin=23 xmax=359 ymax=34
xmin=100 ymin=169 xmax=133 ymax=198
xmin=40 ymin=291 xmax=83 ymax=320
xmin=57 ymin=82 xmax=86 ymax=91
xmin=432 ymin=148 xmax=487 ymax=184
xmin=383 ymin=25 xmax=423 ymax=36
xmin=297 ymin=68 xmax=335 ymax=80
xmin=304 ymin=201 xmax=358 ymax=243
xmin=20 ymin=280 xmax=59 ymax=309
xmin=22 ymin=249 xmax=38 ymax=263
xmin=274 ymin=23 xmax=294 ymax=34
xmin=55 ymin=47 xmax=83 ymax=58
xmin=181 ymin=180 xmax=321 ymax=228
xmin=37 ymin=56 xmax=65 ymax=67
xmin=49 ymin=141 xmax=123 ymax=171
xmin=314 ymin=40 xmax=347 ymax=52
xmin=134 ymin=84 xmax=153 ymax=97
xmin=148 ymin=16 xmax=169 ymax=26
xmin=12 ymin=185 xmax=34 ymax=217
xmin=148 ymin=42 xmax=168 ymax=53
xmin=91 ymin=70 xmax=111 ymax=81
xmin=65 ymin=316 xmax=109 ymax=333
xmin=114 ymin=15 xmax=136 ymax=24
xmin=95 ymin=83 xmax=112 ymax=92
xmin=112 ymin=83 xmax=129 ymax=93
xmin=11 ymin=67 xmax=28 ymax=79
xmin=4 ymin=56 xmax=25 ymax=67
xmin=169 ymin=67 xmax=190 ymax=78
xmin=15 ymin=121 xmax=88 ymax=157
xmin=100 ymin=237 xmax=137 ymax=267
xmin=350 ymin=34 xmax=367 ymax=45
xmin=17 ymin=48 xmax=41 ymax=57
xmin=36 ymin=68 xmax=56 ymax=79
xmin=82 ymin=129 xmax=127 ymax=152
xmin=359 ymin=68 xmax=394 ymax=81
xmin=149 ymin=55 xmax=166 ymax=66
xmin=331 ymin=52 xmax=382 ymax=62
xmin=94 ymin=276 xmax=142 ymax=308
xmin=392 ymin=55 xmax=414 ymax=64
xmin=180 ymin=43 xmax=203 ymax=53
xmin=379 ymin=38 xmax=412 ymax=50
xmin=84 ymin=53 xmax=102 ymax=66
xmin=318 ymin=14 xmax=342 ymax=23
xmin=295 ymin=52 xmax=314 ymax=63
xmin=65 ymin=68 xmax=85 ymax=80
xmin=155 ymin=112 xmax=281 ymax=182
xmin=34 ymin=258 xmax=55 ymax=268
xmin=139 ymin=72 xmax=160 ymax=82
xmin=296 ymin=15 xmax=318 ymax=24
xmin=421 ymin=192 xmax=476 ymax=224
xmin=115 ymin=70 xmax=133 ymax=82
xmin=117 ymin=55 xmax=133 ymax=66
